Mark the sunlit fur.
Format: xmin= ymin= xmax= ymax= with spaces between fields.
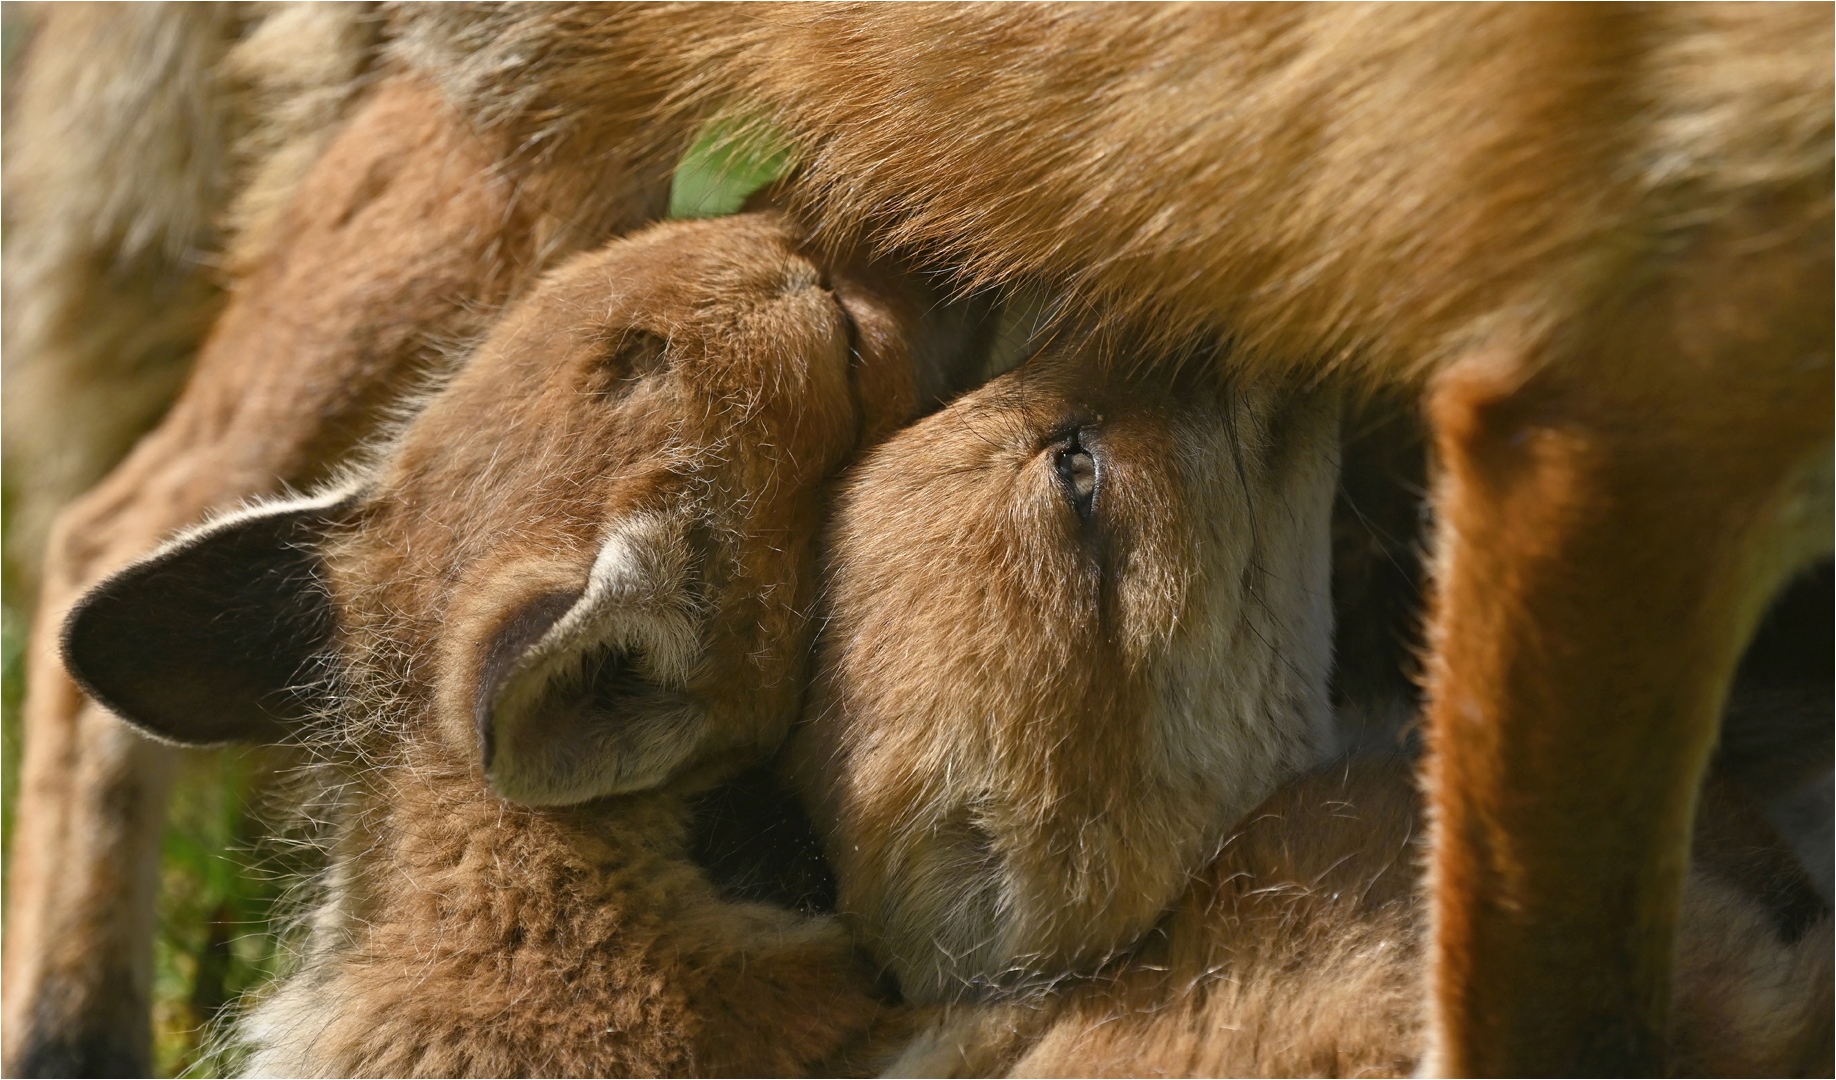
xmin=792 ymin=351 xmax=1339 ymax=1001
xmin=387 ymin=4 xmax=1831 ymax=387
xmin=48 ymin=213 xmax=989 ymax=1075
xmin=793 ymin=373 xmax=1831 ymax=1075
xmin=383 ymin=7 xmax=1836 ymax=1066
xmin=230 ymin=213 xmax=964 ymax=1074
xmin=10 ymin=5 xmax=1832 ymax=1071
xmin=1 ymin=3 xmax=373 ymax=603
xmin=881 ymin=758 xmax=1832 ymax=1078
xmin=3 ymin=13 xmax=697 ymax=1057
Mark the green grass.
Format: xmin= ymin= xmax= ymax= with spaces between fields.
xmin=1 ymin=596 xmax=24 ymax=914
xmin=151 ymin=748 xmax=299 ymax=1077
xmin=1 ymin=593 xmax=290 ymax=1077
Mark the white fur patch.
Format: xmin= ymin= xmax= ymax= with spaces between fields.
xmin=141 ymin=475 xmax=371 ymax=568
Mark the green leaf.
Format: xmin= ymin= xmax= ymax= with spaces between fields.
xmin=669 ymin=115 xmax=796 ymax=220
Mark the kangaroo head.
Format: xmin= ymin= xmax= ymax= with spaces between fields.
xmin=790 ymin=346 xmax=1342 ymax=1001
xmin=64 ymin=212 xmax=972 ymax=803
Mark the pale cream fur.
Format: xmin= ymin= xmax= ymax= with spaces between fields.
xmin=3 ymin=3 xmax=244 ymax=600
xmin=2 ymin=3 xmax=377 ymax=601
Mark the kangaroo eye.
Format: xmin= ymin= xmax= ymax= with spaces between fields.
xmin=619 ymin=329 xmax=669 ymax=369
xmin=1053 ymin=436 xmax=1098 ymax=520
xmin=593 ymin=330 xmax=669 ymax=393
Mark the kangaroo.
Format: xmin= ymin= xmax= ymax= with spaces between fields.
xmin=805 ymin=369 xmax=1831 ymax=1076
xmin=9 ymin=6 xmax=1831 ymax=1072
xmin=56 ymin=212 xmax=980 ymax=1076
xmin=790 ymin=346 xmax=1340 ymax=1001
xmin=380 ymin=8 xmax=1835 ymax=1069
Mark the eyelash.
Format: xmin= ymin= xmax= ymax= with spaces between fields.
xmin=1053 ymin=433 xmax=1098 ymax=520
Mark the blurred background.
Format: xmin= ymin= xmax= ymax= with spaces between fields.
xmin=1 ymin=6 xmax=291 ymax=1073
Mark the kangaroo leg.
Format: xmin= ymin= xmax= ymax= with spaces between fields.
xmin=0 ymin=5 xmax=258 ymax=606
xmin=1421 ymin=205 xmax=1832 ymax=1074
xmin=1 ymin=77 xmax=556 ymax=1077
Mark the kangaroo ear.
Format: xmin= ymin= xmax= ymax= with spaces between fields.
xmin=61 ymin=487 xmax=362 ymax=746
xmin=477 ymin=513 xmax=709 ymax=806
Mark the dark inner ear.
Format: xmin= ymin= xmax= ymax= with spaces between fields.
xmin=61 ymin=502 xmax=348 ymax=746
xmin=474 ymin=589 xmax=581 ymax=770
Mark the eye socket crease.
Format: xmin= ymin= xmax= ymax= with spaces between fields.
xmin=1052 ymin=431 xmax=1099 ymax=521
xmin=586 ymin=329 xmax=671 ymax=398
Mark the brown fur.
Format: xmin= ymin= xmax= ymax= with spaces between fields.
xmin=382 ymin=8 xmax=1836 ymax=1067
xmin=59 ymin=212 xmax=986 ymax=1075
xmin=9 ymin=5 xmax=1832 ymax=1071
xmin=812 ymin=361 xmax=1831 ymax=1077
xmin=60 ymin=224 xmax=1821 ymax=1076
xmin=237 ymin=766 xmax=891 ymax=1076
xmin=791 ymin=349 xmax=1340 ymax=1001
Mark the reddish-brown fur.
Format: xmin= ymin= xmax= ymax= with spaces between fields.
xmin=59 ymin=213 xmax=977 ymax=1075
xmin=8 ymin=6 xmax=1831 ymax=1072
xmin=807 ymin=357 xmax=1831 ymax=1077
xmin=791 ymin=347 xmax=1340 ymax=1001
xmin=386 ymin=8 xmax=1835 ymax=1068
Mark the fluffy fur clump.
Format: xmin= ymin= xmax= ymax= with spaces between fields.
xmin=793 ymin=349 xmax=1341 ymax=1001
xmin=236 ymin=752 xmax=887 ymax=1076
xmin=60 ymin=212 xmax=994 ymax=1076
xmin=872 ymin=760 xmax=1833 ymax=1078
